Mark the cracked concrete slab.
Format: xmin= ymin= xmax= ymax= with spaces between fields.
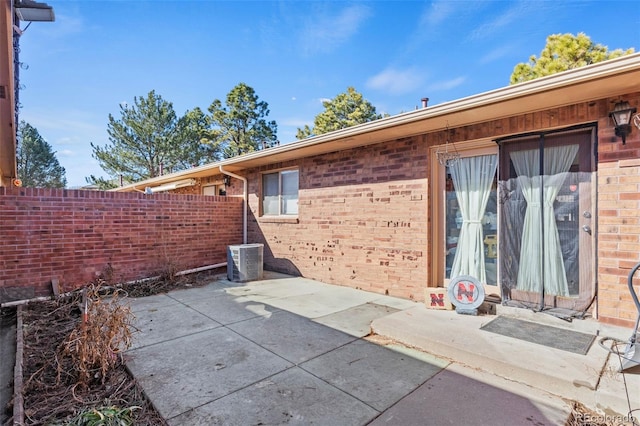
xmin=126 ymin=327 xmax=292 ymax=419
xmin=120 ymin=273 xmax=633 ymax=423
xmin=129 ymin=301 xmax=222 ymax=350
xmin=313 ymin=303 xmax=400 ymax=337
xmin=300 ymin=339 xmax=444 ymax=412
xmin=167 ymin=367 xmax=379 ymax=426
xmin=257 ymin=288 xmax=380 ymax=319
xmin=369 ymin=364 xmax=571 ymax=426
xmin=223 ymin=277 xmax=327 ymax=301
xmin=371 ymin=306 xmax=611 ymax=404
xmin=127 ymin=293 xmax=178 ymax=314
xmin=186 ymin=293 xmax=281 ymax=325
xmin=168 ymin=281 xmax=246 ymax=304
xmin=227 ymin=310 xmax=357 ymax=364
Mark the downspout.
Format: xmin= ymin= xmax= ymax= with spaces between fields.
xmin=219 ymin=165 xmax=247 ymax=244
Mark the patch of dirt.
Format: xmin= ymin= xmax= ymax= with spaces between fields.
xmin=13 ymin=269 xmax=224 ymax=425
xmin=363 ymin=333 xmax=396 ymax=346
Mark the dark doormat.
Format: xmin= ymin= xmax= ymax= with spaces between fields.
xmin=480 ymin=316 xmax=595 ymax=355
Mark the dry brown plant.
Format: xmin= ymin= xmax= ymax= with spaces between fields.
xmin=59 ymin=282 xmax=134 ymax=388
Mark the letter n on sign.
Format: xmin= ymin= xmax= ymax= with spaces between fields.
xmin=424 ymin=287 xmax=453 ymax=310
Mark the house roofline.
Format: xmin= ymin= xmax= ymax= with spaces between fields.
xmin=114 ymin=52 xmax=640 ymax=192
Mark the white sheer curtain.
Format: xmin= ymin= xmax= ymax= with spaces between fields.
xmin=450 ymin=154 xmax=498 ymax=283
xmin=510 ymin=144 xmax=579 ymax=296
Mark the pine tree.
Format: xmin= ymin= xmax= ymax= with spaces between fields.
xmin=510 ymin=33 xmax=634 ymax=84
xmin=90 ymin=90 xmax=220 ymax=184
xmin=17 ymin=121 xmax=67 ymax=188
xmin=208 ymin=83 xmax=278 ymax=158
xmin=296 ymin=87 xmax=383 ymax=139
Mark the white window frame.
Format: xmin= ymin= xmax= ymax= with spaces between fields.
xmin=261 ymin=168 xmax=299 ymax=216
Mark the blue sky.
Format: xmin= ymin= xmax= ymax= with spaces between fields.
xmin=17 ymin=0 xmax=639 ymax=187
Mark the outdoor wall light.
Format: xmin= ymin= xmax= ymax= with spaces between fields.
xmin=223 ymin=176 xmax=231 ymax=186
xmin=14 ymin=0 xmax=55 ymax=22
xmin=609 ymin=100 xmax=637 ymax=145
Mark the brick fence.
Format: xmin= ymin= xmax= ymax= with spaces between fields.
xmin=0 ymin=188 xmax=243 ymax=302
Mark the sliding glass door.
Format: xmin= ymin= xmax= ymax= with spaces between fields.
xmin=498 ymin=127 xmax=596 ymax=315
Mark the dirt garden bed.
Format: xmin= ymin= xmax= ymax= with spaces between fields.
xmin=6 ymin=269 xmax=224 ymax=425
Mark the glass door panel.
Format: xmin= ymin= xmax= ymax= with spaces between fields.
xmin=498 ymin=127 xmax=595 ymax=316
xmin=444 ymin=154 xmax=498 ymax=287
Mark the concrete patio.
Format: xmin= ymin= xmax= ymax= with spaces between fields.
xmin=123 ymin=271 xmax=639 ymax=425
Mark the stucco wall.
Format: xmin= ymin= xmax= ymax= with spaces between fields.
xmin=0 ymin=188 xmax=242 ymax=302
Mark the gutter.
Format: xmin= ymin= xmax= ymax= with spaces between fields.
xmin=219 ymin=166 xmax=247 ymax=244
xmin=145 ymin=178 xmax=196 ymax=193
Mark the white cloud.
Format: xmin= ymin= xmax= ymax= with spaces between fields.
xmin=55 ymin=136 xmax=76 ymax=146
xmin=469 ymin=3 xmax=533 ymax=40
xmin=22 ymin=109 xmax=105 ymax=139
xmin=420 ymin=0 xmax=456 ymax=27
xmin=427 ymin=76 xmax=467 ymax=92
xmin=479 ymin=44 xmax=515 ymax=64
xmin=366 ymin=67 xmax=425 ymax=95
xmin=299 ymin=4 xmax=372 ymax=55
xmin=401 ymin=1 xmax=460 ymax=55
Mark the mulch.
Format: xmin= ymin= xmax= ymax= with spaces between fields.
xmin=9 ymin=269 xmax=224 ymax=425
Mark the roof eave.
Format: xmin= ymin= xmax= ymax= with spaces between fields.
xmin=113 ymin=53 xmax=640 ymax=192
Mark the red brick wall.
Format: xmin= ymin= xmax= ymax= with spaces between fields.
xmin=596 ymin=93 xmax=640 ymax=327
xmin=242 ymin=138 xmax=429 ymax=301
xmin=230 ymin=93 xmax=640 ymax=325
xmin=0 ymin=188 xmax=242 ymax=301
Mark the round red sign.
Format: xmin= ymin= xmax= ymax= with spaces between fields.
xmin=447 ymin=275 xmax=485 ymax=310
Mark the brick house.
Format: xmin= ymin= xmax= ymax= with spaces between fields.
xmin=116 ymin=54 xmax=640 ymax=328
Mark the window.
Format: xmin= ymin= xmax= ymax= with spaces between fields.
xmin=262 ymin=169 xmax=299 ymax=215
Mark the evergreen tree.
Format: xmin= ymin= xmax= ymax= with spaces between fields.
xmin=17 ymin=121 xmax=67 ymax=188
xmin=208 ymin=83 xmax=278 ymax=158
xmin=296 ymin=87 xmax=383 ymax=139
xmin=510 ymin=33 xmax=634 ymax=84
xmin=90 ymin=90 xmax=220 ymax=184
xmin=174 ymin=107 xmax=221 ymax=168
xmin=85 ymin=175 xmax=118 ymax=190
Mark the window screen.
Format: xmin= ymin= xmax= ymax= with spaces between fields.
xmin=262 ymin=169 xmax=299 ymax=215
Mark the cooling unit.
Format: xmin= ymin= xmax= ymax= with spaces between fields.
xmin=227 ymin=244 xmax=264 ymax=282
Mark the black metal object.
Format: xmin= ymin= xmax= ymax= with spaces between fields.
xmin=628 ymin=262 xmax=640 ymax=317
xmin=609 ymin=101 xmax=637 ymax=145
xmin=620 ymin=261 xmax=640 ymax=371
